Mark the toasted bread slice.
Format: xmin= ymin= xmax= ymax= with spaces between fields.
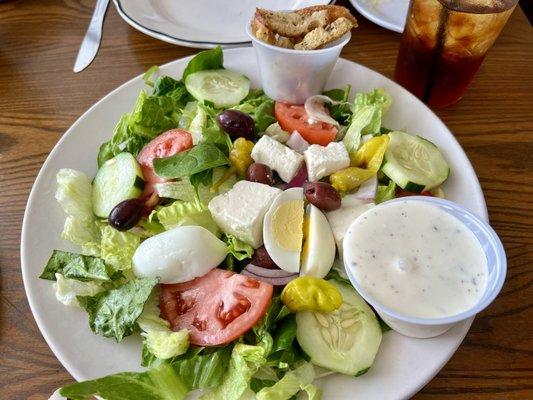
xmin=251 ymin=19 xmax=296 ymax=48
xmin=295 ymin=17 xmax=354 ymax=50
xmin=255 ymin=5 xmax=356 ymax=38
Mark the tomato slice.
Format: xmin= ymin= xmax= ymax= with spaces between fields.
xmin=275 ymin=102 xmax=337 ymax=146
xmin=137 ymin=129 xmax=193 ymax=203
xmin=160 ymin=268 xmax=273 ymax=346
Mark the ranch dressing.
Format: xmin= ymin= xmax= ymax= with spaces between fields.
xmin=344 ymin=200 xmax=488 ymax=319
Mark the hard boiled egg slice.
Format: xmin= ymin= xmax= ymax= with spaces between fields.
xmin=300 ymin=204 xmax=336 ymax=278
xmin=133 ymin=225 xmax=227 ymax=284
xmin=263 ymin=188 xmax=304 ymax=274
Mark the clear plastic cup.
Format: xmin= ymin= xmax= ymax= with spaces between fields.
xmin=344 ymin=196 xmax=507 ymax=338
xmin=246 ymin=23 xmax=350 ymax=104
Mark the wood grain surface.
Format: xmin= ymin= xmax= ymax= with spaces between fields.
xmin=0 ymin=1 xmax=532 ymax=399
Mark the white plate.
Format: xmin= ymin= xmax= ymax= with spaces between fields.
xmin=350 ymin=0 xmax=410 ymax=33
xmin=113 ymin=0 xmax=333 ymax=49
xmin=21 ymin=47 xmax=487 ymax=399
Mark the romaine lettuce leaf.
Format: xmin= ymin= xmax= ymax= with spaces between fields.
xmin=53 ymin=273 xmax=104 ymax=307
xmin=200 ymin=343 xmax=268 ymax=400
xmin=375 ymin=180 xmax=396 ymax=204
xmin=55 ymin=169 xmax=101 ymax=256
xmin=353 ymin=88 xmax=392 ymax=136
xmin=256 ymin=363 xmax=321 ymax=400
xmin=149 ymin=200 xmax=218 ymax=234
xmin=97 ymin=77 xmax=190 ymax=166
xmin=77 ymin=278 xmax=158 ymax=342
xmin=171 ymin=346 xmax=232 ymax=390
xmin=137 ymin=291 xmax=189 ymax=361
xmin=342 ymin=106 xmax=377 ymax=155
xmin=100 ymin=225 xmax=140 ymax=270
xmin=224 ymin=234 xmax=254 ymax=261
xmin=40 ymin=250 xmax=115 ymax=281
xmin=182 ymin=46 xmax=223 ymax=80
xmin=60 ymin=363 xmax=189 ymax=400
xmin=323 ymin=84 xmax=352 ymax=125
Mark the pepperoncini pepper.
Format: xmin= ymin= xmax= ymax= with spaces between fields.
xmin=281 ymin=276 xmax=343 ymax=313
xmin=212 ymin=138 xmax=254 ymax=192
xmin=330 ymin=135 xmax=390 ymax=192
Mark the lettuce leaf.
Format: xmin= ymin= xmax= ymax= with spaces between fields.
xmin=137 ymin=291 xmax=189 ymax=361
xmin=154 ymin=167 xmax=236 ymax=204
xmin=171 ymin=346 xmax=232 ymax=390
xmin=200 ymin=343 xmax=268 ymax=400
xmin=342 ymin=106 xmax=377 ymax=155
xmin=53 ymin=273 xmax=104 ymax=307
xmin=55 ymin=169 xmax=101 ymax=256
xmin=149 ymin=201 xmax=218 ymax=235
xmin=97 ymin=78 xmax=190 ymax=166
xmin=100 ymin=225 xmax=140 ymax=270
xmin=353 ymin=88 xmax=392 ymax=136
xmin=60 ymin=363 xmax=189 ymax=400
xmin=256 ymin=363 xmax=321 ymax=400
xmin=40 ymin=250 xmax=115 ymax=281
xmin=77 ymin=278 xmax=158 ymax=342
xmin=224 ymin=234 xmax=254 ymax=261
xmin=323 ymin=84 xmax=352 ymax=125
xmin=183 ymin=46 xmax=223 ymax=80
xmin=375 ymin=180 xmax=396 ymax=204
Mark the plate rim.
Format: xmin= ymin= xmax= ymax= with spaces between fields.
xmin=20 ymin=47 xmax=487 ymax=398
xmin=349 ymin=0 xmax=408 ymax=33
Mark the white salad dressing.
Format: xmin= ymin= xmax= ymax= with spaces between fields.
xmin=344 ymin=200 xmax=488 ymax=319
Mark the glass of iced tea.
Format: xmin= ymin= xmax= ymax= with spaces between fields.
xmin=394 ymin=0 xmax=518 ymax=108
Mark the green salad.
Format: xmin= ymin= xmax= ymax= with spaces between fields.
xmin=43 ymin=47 xmax=450 ymax=400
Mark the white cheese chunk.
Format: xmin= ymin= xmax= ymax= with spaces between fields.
xmin=326 ymin=195 xmax=375 ymax=256
xmin=251 ymin=135 xmax=304 ymax=182
xmin=208 ymin=181 xmax=282 ymax=248
xmin=304 ymin=142 xmax=350 ymax=182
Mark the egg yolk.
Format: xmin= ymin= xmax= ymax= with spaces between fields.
xmin=271 ymin=200 xmax=304 ymax=252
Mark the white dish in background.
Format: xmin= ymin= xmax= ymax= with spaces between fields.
xmin=113 ymin=0 xmax=333 ymax=49
xmin=21 ymin=47 xmax=487 ymax=399
xmin=350 ymin=0 xmax=410 ymax=33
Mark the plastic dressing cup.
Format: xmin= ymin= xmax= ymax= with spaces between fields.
xmin=246 ymin=23 xmax=350 ymax=104
xmin=343 ymin=196 xmax=506 ymax=338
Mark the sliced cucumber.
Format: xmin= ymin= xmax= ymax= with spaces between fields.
xmin=184 ymin=69 xmax=250 ymax=108
xmin=381 ymin=131 xmax=450 ymax=192
xmin=92 ymin=152 xmax=145 ymax=218
xmin=295 ymin=280 xmax=382 ymax=376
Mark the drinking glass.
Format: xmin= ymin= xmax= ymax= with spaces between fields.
xmin=394 ymin=0 xmax=518 ymax=108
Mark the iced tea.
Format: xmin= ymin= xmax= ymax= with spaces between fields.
xmin=394 ymin=0 xmax=518 ymax=108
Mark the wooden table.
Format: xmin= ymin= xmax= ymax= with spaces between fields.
xmin=1 ymin=1 xmax=531 ymax=399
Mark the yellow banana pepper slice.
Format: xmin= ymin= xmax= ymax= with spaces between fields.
xmin=281 ymin=276 xmax=343 ymax=313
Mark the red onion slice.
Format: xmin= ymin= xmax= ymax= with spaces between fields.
xmin=304 ymin=95 xmax=340 ymax=128
xmin=241 ymin=269 xmax=297 ymax=286
xmin=284 ymin=164 xmax=308 ymax=189
xmin=245 ymin=263 xmax=297 ymax=278
xmin=286 ymin=130 xmax=310 ymax=154
xmin=354 ymin=175 xmax=377 ymax=201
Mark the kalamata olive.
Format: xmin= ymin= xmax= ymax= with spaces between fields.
xmin=217 ymin=109 xmax=255 ymax=138
xmin=108 ymin=199 xmax=145 ymax=231
xmin=246 ymin=163 xmax=274 ymax=185
xmin=252 ymin=246 xmax=278 ymax=269
xmin=304 ymin=181 xmax=341 ymax=211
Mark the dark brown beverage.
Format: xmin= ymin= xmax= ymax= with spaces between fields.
xmin=394 ymin=0 xmax=517 ymax=108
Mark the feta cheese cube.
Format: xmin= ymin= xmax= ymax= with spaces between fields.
xmin=304 ymin=142 xmax=350 ymax=182
xmin=251 ymin=135 xmax=304 ymax=182
xmin=208 ymin=181 xmax=281 ymax=248
xmin=326 ymin=195 xmax=374 ymax=256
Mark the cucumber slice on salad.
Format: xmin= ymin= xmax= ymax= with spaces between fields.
xmin=295 ymin=280 xmax=382 ymax=376
xmin=92 ymin=152 xmax=145 ymax=218
xmin=185 ymin=69 xmax=250 ymax=108
xmin=381 ymin=131 xmax=450 ymax=192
